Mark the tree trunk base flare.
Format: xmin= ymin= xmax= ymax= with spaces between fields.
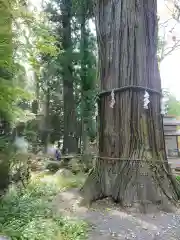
xmin=80 ymin=158 xmax=180 ymax=213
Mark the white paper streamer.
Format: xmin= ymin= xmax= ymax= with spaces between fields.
xmin=143 ymin=91 xmax=150 ymax=109
xmin=110 ymin=89 xmax=115 ymax=108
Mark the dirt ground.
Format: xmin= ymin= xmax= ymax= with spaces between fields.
xmin=52 ymin=188 xmax=180 ymax=240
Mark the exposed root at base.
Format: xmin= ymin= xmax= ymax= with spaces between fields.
xmin=80 ymin=159 xmax=180 ymax=213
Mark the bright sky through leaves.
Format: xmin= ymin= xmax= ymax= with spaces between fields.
xmin=31 ymin=0 xmax=180 ymax=100
xmin=158 ymin=0 xmax=180 ymax=100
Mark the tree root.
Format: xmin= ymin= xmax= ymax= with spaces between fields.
xmin=80 ymin=159 xmax=180 ymax=213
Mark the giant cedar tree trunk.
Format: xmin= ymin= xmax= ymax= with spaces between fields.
xmin=81 ymin=0 xmax=180 ymax=211
xmin=61 ymin=0 xmax=78 ymax=153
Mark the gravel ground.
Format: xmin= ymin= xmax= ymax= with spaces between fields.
xmin=87 ymin=210 xmax=180 ymax=239
xmin=53 ymin=189 xmax=180 ymax=240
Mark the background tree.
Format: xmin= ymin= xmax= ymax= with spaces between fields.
xmin=61 ymin=0 xmax=78 ymax=153
xmin=45 ymin=0 xmax=97 ymax=154
xmin=77 ymin=0 xmax=97 ymax=156
xmin=163 ymin=91 xmax=180 ymax=116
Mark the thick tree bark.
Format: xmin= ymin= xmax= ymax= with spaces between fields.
xmin=81 ymin=0 xmax=180 ymax=211
xmin=61 ymin=0 xmax=78 ymax=154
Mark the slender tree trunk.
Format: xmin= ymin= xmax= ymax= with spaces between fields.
xmin=81 ymin=0 xmax=180 ymax=211
xmin=80 ymin=7 xmax=88 ymax=156
xmin=61 ymin=0 xmax=78 ymax=154
xmin=43 ymin=86 xmax=50 ymax=152
xmin=80 ymin=1 xmax=96 ymax=160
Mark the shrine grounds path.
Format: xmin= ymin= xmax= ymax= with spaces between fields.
xmin=53 ymin=188 xmax=180 ymax=240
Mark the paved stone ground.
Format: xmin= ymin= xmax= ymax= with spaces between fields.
xmin=53 ymin=189 xmax=180 ymax=240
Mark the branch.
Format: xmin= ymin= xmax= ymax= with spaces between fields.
xmin=160 ymin=39 xmax=180 ymax=62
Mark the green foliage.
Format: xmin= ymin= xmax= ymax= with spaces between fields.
xmin=0 ymin=0 xmax=33 ymax=125
xmin=0 ymin=0 xmax=14 ymax=123
xmin=0 ymin=0 xmax=12 ymax=73
xmin=23 ymin=118 xmax=41 ymax=152
xmin=176 ymin=175 xmax=180 ymax=182
xmin=0 ymin=0 xmax=60 ymax=194
xmin=56 ymin=172 xmax=85 ymax=189
xmin=13 ymin=63 xmax=28 ymax=89
xmin=0 ymin=155 xmax=10 ymax=196
xmin=0 ymin=84 xmax=30 ymax=123
xmin=45 ymin=161 xmax=61 ymax=173
xmin=10 ymin=152 xmax=31 ymax=187
xmin=67 ymin=158 xmax=92 ymax=174
xmin=0 ymin=177 xmax=88 ymax=240
xmin=72 ymin=0 xmax=94 ymax=18
xmin=163 ymin=90 xmax=180 ymax=116
xmin=0 ymin=136 xmax=15 ymax=195
xmin=167 ymin=95 xmax=180 ymax=116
